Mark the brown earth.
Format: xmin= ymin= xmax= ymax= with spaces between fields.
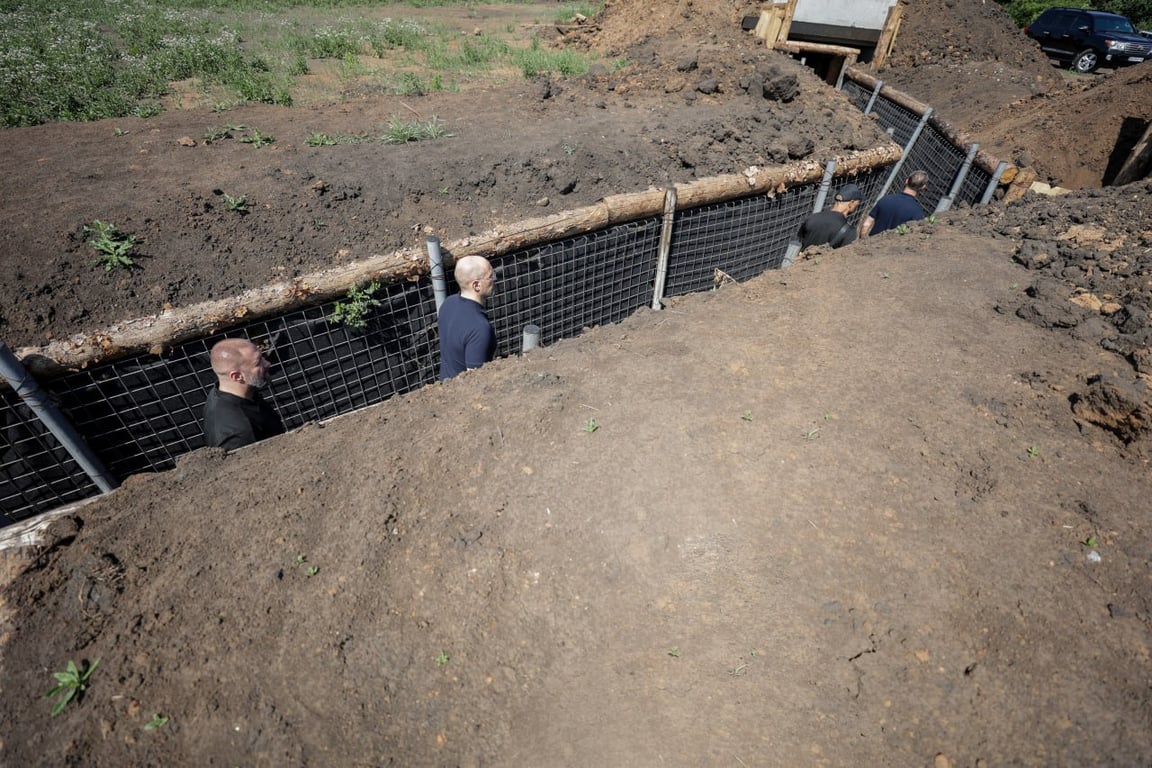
xmin=2 ymin=1 xmax=1152 ymax=766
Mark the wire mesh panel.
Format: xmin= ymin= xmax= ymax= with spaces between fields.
xmin=868 ymin=97 xmax=923 ymax=149
xmin=265 ymin=280 xmax=440 ymax=426
xmin=486 ymin=218 xmax=662 ymax=351
xmin=664 ymin=188 xmax=810 ymax=297
xmin=957 ymin=163 xmax=993 ymax=207
xmin=42 ymin=279 xmax=441 ymax=484
xmin=841 ymin=78 xmax=874 ymax=112
xmin=0 ymin=384 xmax=98 ymax=525
xmin=900 ymin=123 xmax=968 ymax=212
xmin=847 ymin=166 xmax=894 ymax=223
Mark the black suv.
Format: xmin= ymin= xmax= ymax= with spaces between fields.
xmin=1025 ymin=8 xmax=1152 ymax=73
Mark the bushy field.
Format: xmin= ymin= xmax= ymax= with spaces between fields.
xmin=0 ymin=0 xmax=603 ymax=127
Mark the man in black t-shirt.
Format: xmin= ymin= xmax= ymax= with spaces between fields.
xmin=796 ymin=182 xmax=863 ymax=251
xmin=203 ymin=338 xmax=285 ymax=450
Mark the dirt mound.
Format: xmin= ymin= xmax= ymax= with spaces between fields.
xmin=592 ymin=0 xmax=755 ymax=54
xmin=886 ymin=0 xmax=1055 ymax=77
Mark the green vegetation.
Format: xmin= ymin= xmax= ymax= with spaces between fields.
xmin=381 ymin=115 xmax=453 ymax=143
xmin=329 ymin=281 xmax=381 ymax=329
xmin=85 ymin=220 xmax=137 ymax=271
xmin=436 ymin=650 xmax=450 ymax=666
xmin=0 ymin=0 xmax=606 ymax=127
xmin=143 ymin=713 xmax=169 ymax=731
xmin=45 ymin=659 xmax=99 ymax=716
xmin=222 ymin=192 xmax=249 ymax=213
xmin=996 ymin=0 xmax=1151 ymax=26
xmin=583 ymin=417 xmax=599 ymax=433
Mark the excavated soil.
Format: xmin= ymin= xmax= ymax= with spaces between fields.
xmin=1 ymin=1 xmax=1151 ymax=766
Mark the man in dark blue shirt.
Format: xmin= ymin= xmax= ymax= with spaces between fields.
xmin=861 ymin=170 xmax=929 ymax=237
xmin=438 ymin=255 xmax=497 ymax=380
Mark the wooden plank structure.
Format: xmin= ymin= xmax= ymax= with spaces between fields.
xmin=752 ymin=0 xmax=903 ymax=81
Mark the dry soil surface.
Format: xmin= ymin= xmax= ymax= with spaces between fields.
xmin=1 ymin=1 xmax=1151 ymax=766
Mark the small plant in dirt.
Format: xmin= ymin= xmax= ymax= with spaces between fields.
xmin=562 ymin=143 xmax=575 ymax=155
xmin=381 ymin=116 xmax=453 ymax=144
xmin=329 ymin=281 xmax=381 ymax=330
xmin=204 ymin=124 xmax=243 ymax=143
xmin=895 ymin=223 xmax=911 ymax=235
xmin=1083 ymin=534 xmax=1098 ymax=547
xmin=667 ymin=646 xmax=680 ymax=657
xmin=293 ymin=553 xmax=319 ymax=575
xmin=583 ymin=417 xmax=599 ymax=433
xmin=741 ymin=410 xmax=753 ymax=422
xmin=1027 ymin=445 xmax=1039 ymax=458
xmin=222 ymin=193 xmax=249 ymax=214
xmin=85 ymin=220 xmax=137 ymax=271
xmin=239 ymin=128 xmax=275 ymax=148
xmin=45 ymin=658 xmax=99 ymax=716
xmin=306 ymin=132 xmax=338 ymax=147
xmin=436 ymin=651 xmax=450 ymax=667
xmin=143 ymin=713 xmax=169 ymax=731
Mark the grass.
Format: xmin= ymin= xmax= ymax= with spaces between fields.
xmin=0 ymin=0 xmax=606 ymax=127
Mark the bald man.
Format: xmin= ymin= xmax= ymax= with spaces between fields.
xmin=437 ymin=255 xmax=497 ymax=380
xmin=202 ymin=338 xmax=284 ymax=449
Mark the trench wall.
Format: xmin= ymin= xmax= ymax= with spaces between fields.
xmin=0 ymin=68 xmax=1002 ymax=528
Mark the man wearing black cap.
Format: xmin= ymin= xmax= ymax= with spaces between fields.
xmin=796 ymin=182 xmax=863 ymax=251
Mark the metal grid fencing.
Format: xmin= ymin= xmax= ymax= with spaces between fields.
xmin=487 ymin=218 xmax=663 ymax=350
xmin=1 ymin=388 xmax=100 ymax=525
xmin=0 ymin=73 xmax=1009 ymax=528
xmin=842 ymin=73 xmax=995 ymax=214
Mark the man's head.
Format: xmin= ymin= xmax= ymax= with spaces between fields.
xmin=210 ymin=338 xmax=270 ymax=397
xmin=904 ymin=171 xmax=929 ymax=195
xmin=831 ymin=182 xmax=862 ymax=214
xmin=455 ymin=255 xmax=497 ymax=304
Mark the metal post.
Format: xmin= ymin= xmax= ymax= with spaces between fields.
xmin=936 ymin=143 xmax=979 ymax=214
xmin=522 ymin=324 xmax=541 ymax=353
xmin=813 ymin=160 xmax=838 ymax=212
xmin=0 ymin=342 xmax=117 ymax=494
xmin=863 ymin=80 xmax=884 ymax=115
xmin=426 ymin=236 xmax=448 ymax=311
xmin=878 ymin=107 xmax=933 ymax=199
xmin=981 ymin=161 xmax=1010 ymax=205
xmin=651 ymin=187 xmax=677 ymax=310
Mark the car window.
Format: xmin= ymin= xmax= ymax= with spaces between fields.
xmin=1095 ymin=16 xmax=1136 ymax=34
xmin=1042 ymin=10 xmax=1077 ymax=34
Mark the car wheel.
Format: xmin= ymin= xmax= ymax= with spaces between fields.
xmin=1072 ymin=49 xmax=1099 ymax=73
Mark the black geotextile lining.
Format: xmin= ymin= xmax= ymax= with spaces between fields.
xmin=0 ymin=78 xmax=999 ymax=527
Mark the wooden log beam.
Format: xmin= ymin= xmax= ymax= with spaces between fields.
xmin=873 ymin=3 xmax=903 ymax=69
xmin=16 ymin=144 xmax=904 ymax=377
xmin=773 ymin=40 xmax=862 ymax=59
